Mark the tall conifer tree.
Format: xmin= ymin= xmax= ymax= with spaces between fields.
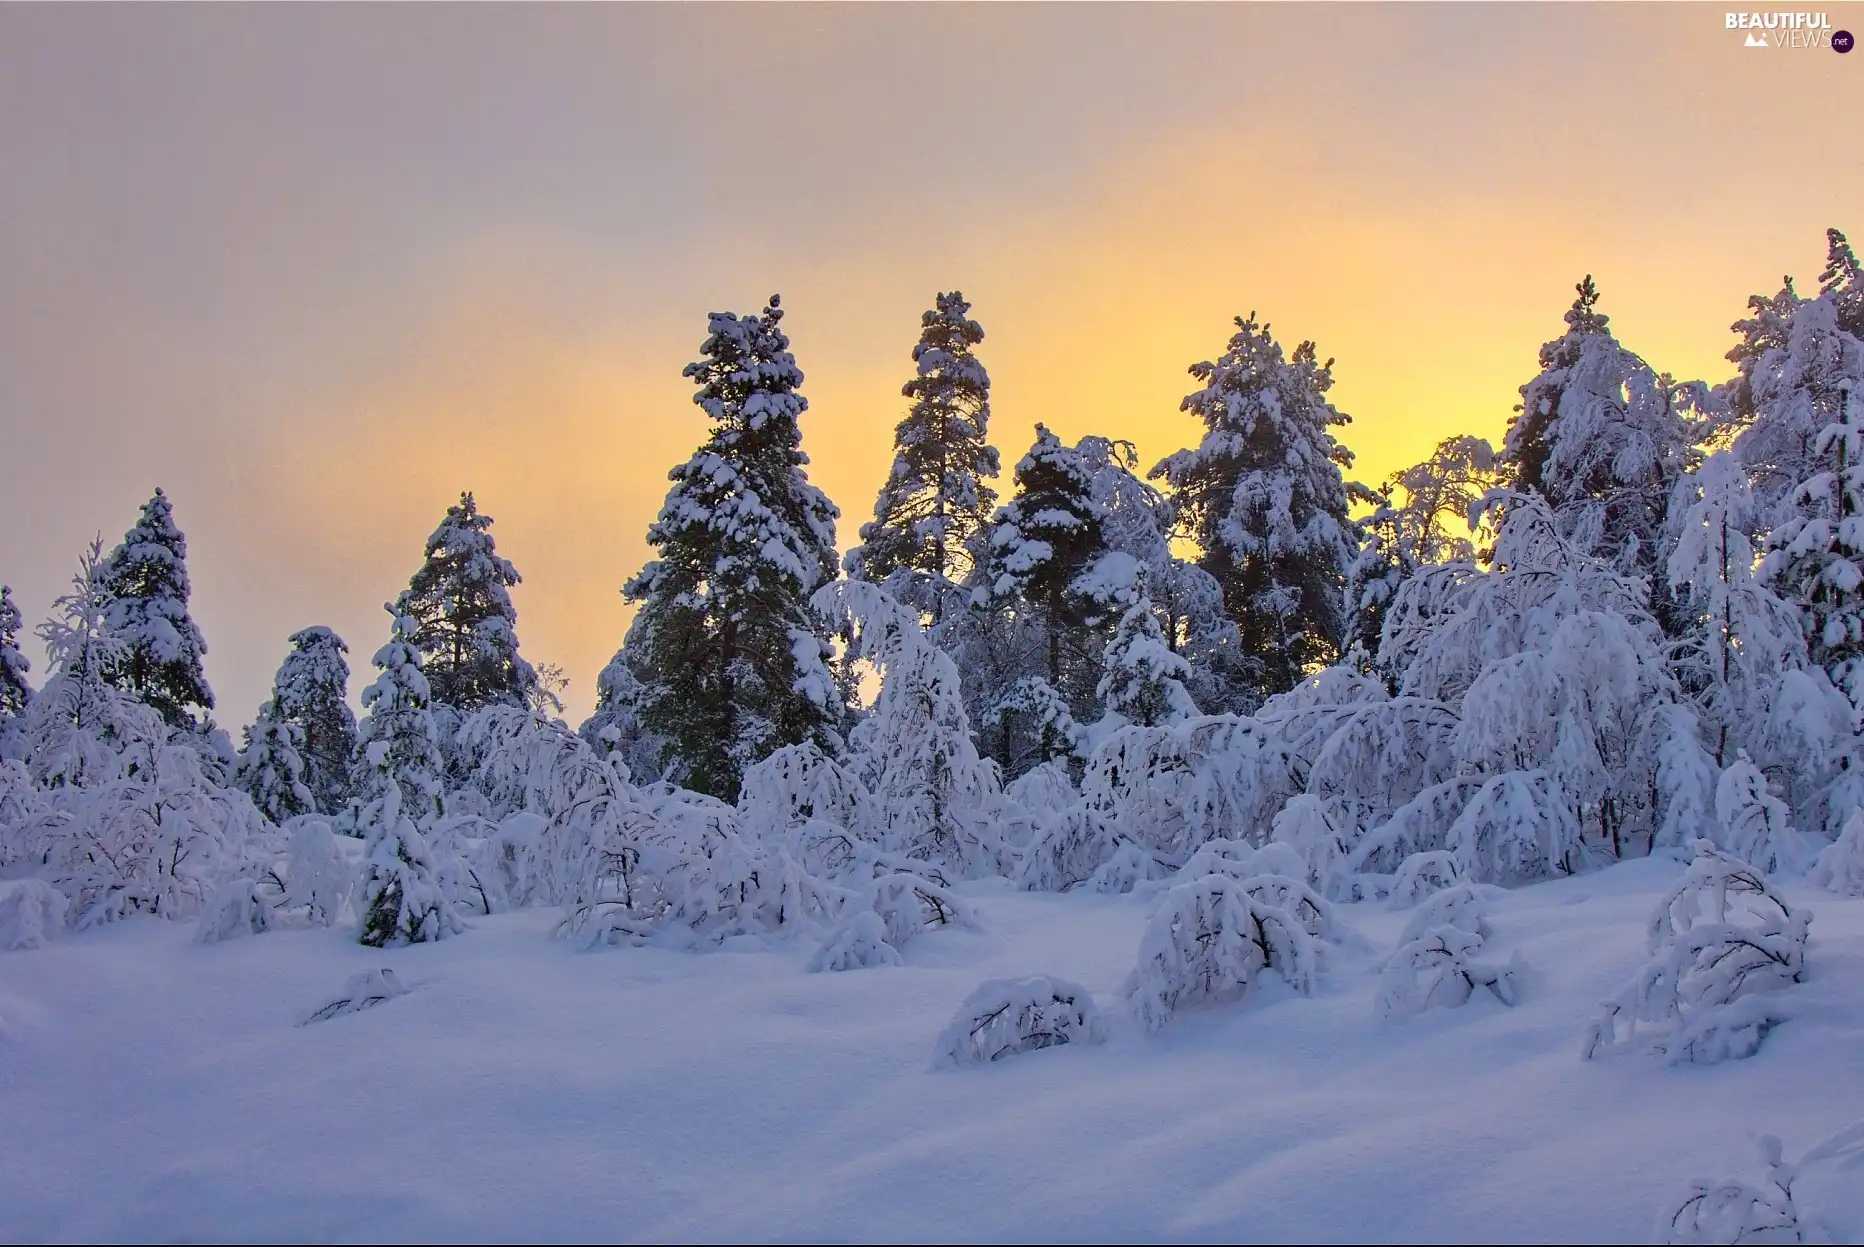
xmin=1151 ymin=314 xmax=1360 ymax=703
xmin=271 ymin=626 xmax=357 ymax=815
xmin=100 ymin=488 xmax=213 ymax=728
xmin=623 ymin=295 xmax=842 ymax=800
xmin=846 ymin=291 xmax=1000 ymax=617
xmin=394 ymin=492 xmax=535 ymax=714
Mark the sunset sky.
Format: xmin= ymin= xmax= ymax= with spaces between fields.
xmin=3 ymin=2 xmax=1861 ymax=726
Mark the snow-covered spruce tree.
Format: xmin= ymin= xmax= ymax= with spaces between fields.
xmin=0 ymin=584 xmax=31 ymax=753
xmin=235 ymin=700 xmax=314 ymax=824
xmin=846 ymin=291 xmax=1000 ymax=623
xmin=1821 ymin=225 xmax=1863 ymax=339
xmin=1504 ymin=279 xmax=1714 ymax=617
xmin=99 ymin=488 xmax=214 ymax=728
xmin=1504 ymin=276 xmax=1615 ymax=500
xmin=1097 ymin=591 xmax=1198 ymax=727
xmin=983 ymin=424 xmax=1112 ymax=694
xmin=350 ymin=612 xmax=457 ymax=945
xmin=270 ymin=626 xmax=357 ymax=815
xmin=350 ymin=609 xmax=445 ymax=824
xmin=1151 ymin=314 xmax=1360 ymax=704
xmin=623 ymin=295 xmax=842 ymax=801
xmin=1078 ymin=435 xmax=1247 ymax=716
xmin=1733 ymin=267 xmax=1864 ymax=522
xmin=1760 ymin=379 xmax=1864 ymax=714
xmin=1666 ymin=452 xmax=1809 ymax=766
xmin=394 ymin=492 xmax=536 ymax=715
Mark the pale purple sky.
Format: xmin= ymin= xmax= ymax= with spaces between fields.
xmin=3 ymin=3 xmax=1860 ymax=726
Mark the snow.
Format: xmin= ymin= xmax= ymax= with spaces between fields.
xmin=4 ymin=858 xmax=1863 ymax=1242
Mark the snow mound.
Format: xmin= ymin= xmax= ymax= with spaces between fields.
xmin=301 ymin=968 xmax=411 ymax=1026
xmin=0 ymin=880 xmax=68 ymax=951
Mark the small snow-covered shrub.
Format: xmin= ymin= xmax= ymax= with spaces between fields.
xmin=931 ymin=975 xmax=1107 ymax=1067
xmin=0 ymin=879 xmax=68 ymax=950
xmin=301 ymin=968 xmax=409 ymax=1025
xmin=1086 ymin=841 xmax=1162 ymax=894
xmin=1807 ymin=807 xmax=1864 ymax=896
xmin=1715 ymin=755 xmax=1795 ymax=874
xmin=1396 ymin=882 xmax=1497 ymax=948
xmin=194 ymin=880 xmax=280 ymax=944
xmin=1017 ymin=806 xmax=1124 ymax=892
xmin=1379 ymin=927 xmax=1528 ymax=1021
xmin=1270 ymin=794 xmax=1356 ymax=900
xmin=281 ymin=816 xmax=353 ymax=926
xmin=1129 ymin=873 xmax=1321 ymax=1032
xmin=1584 ymin=842 xmax=1809 ymax=1065
xmin=807 ymin=910 xmax=902 ymax=972
xmin=1388 ymin=850 xmax=1462 ymax=908
xmin=1660 ymin=1135 xmax=1811 ymax=1245
xmin=867 ymin=870 xmax=979 ymax=948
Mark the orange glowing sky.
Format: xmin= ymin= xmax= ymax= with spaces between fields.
xmin=2 ymin=3 xmax=1861 ymax=725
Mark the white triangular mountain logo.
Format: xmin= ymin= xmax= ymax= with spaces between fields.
xmin=1745 ymin=31 xmax=1770 ymax=46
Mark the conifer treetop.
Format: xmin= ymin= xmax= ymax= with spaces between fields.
xmin=101 ymin=487 xmax=214 ymax=727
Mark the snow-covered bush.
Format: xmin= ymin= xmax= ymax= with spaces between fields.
xmin=1387 ymin=850 xmax=1462 ymax=907
xmin=280 ymin=815 xmax=354 ymax=926
xmin=1270 ymin=794 xmax=1356 ymax=900
xmin=866 ymin=869 xmax=979 ymax=948
xmin=931 ymin=974 xmax=1107 ymax=1067
xmin=1379 ymin=927 xmax=1528 ymax=1021
xmin=1715 ymin=755 xmax=1795 ymax=874
xmin=302 ymin=967 xmax=409 ymax=1025
xmin=807 ymin=910 xmax=902 ymax=972
xmin=0 ymin=879 xmax=68 ymax=950
xmin=1584 ymin=842 xmax=1809 ymax=1064
xmin=1017 ymin=806 xmax=1127 ymax=892
xmin=1129 ymin=873 xmax=1322 ymax=1032
xmin=1807 ymin=807 xmax=1864 ymax=895
xmin=1660 ymin=1134 xmax=1811 ymax=1246
xmin=194 ymin=880 xmax=280 ymax=944
xmin=1396 ymin=882 xmax=1497 ymax=948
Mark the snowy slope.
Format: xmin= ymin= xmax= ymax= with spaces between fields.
xmin=2 ymin=860 xmax=1862 ymax=1244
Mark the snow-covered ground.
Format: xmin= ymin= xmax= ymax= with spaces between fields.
xmin=3 ymin=858 xmax=1862 ymax=1244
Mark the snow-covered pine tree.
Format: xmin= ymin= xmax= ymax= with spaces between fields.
xmin=350 ymin=609 xmax=445 ymax=824
xmin=1760 ymin=379 xmax=1864 ymax=713
xmin=846 ymin=291 xmax=1000 ymax=622
xmin=1504 ymin=277 xmax=1614 ymax=499
xmin=235 ymin=699 xmax=314 ymax=824
xmin=1097 ymin=592 xmax=1198 ymax=727
xmin=623 ymin=295 xmax=842 ymax=801
xmin=99 ymin=488 xmax=214 ymax=728
xmin=394 ymin=492 xmax=536 ymax=715
xmin=1503 ymin=279 xmax=1712 ymax=611
xmin=1821 ymin=226 xmax=1863 ymax=338
xmin=984 ymin=425 xmax=1111 ymax=690
xmin=270 ymin=626 xmax=358 ymax=816
xmin=1151 ymin=314 xmax=1361 ymax=704
xmin=0 ymin=584 xmax=31 ymax=727
xmin=1077 ymin=435 xmax=1247 ymax=716
xmin=1731 ymin=262 xmax=1864 ymax=521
